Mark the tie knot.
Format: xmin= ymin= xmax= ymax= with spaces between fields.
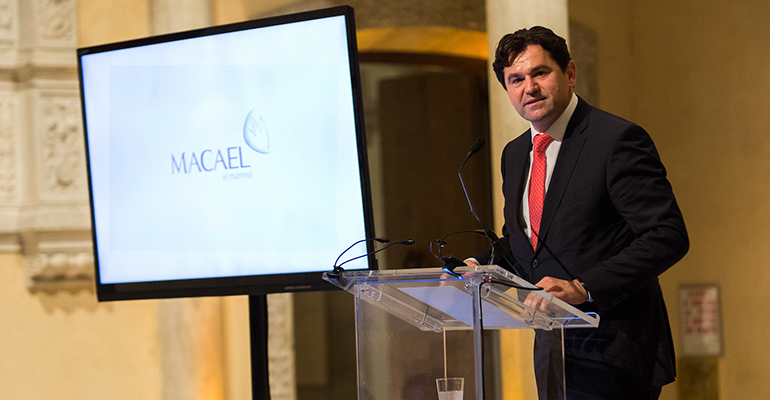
xmin=533 ymin=134 xmax=554 ymax=153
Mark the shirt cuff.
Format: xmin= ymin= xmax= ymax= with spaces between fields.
xmin=577 ymin=277 xmax=593 ymax=302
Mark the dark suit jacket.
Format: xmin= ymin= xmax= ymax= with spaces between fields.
xmin=480 ymin=97 xmax=689 ymax=393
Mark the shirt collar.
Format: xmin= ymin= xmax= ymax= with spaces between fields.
xmin=530 ymin=92 xmax=578 ymax=143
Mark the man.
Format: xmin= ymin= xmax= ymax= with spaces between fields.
xmin=468 ymin=26 xmax=689 ymax=399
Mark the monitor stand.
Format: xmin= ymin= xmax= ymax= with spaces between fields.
xmin=249 ymin=295 xmax=271 ymax=400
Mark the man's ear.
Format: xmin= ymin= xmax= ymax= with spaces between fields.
xmin=566 ymin=60 xmax=577 ymax=88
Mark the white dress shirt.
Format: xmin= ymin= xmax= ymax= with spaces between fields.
xmin=521 ymin=93 xmax=579 ymax=245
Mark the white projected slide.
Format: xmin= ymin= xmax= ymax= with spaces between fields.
xmin=80 ymin=14 xmax=369 ymax=284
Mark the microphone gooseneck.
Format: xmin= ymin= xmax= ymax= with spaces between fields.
xmin=328 ymin=237 xmax=415 ymax=281
xmin=336 ymin=239 xmax=415 ymax=270
xmin=332 ymin=237 xmax=389 ymax=271
xmin=431 ymin=229 xmax=486 ymax=277
xmin=328 ymin=237 xmax=389 ymax=281
xmin=458 ymin=137 xmax=529 ymax=280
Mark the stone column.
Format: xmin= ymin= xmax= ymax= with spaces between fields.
xmin=157 ymin=297 xmax=226 ymax=400
xmin=147 ymin=3 xmax=223 ymax=400
xmin=266 ymin=293 xmax=297 ymax=400
xmin=484 ymin=1 xmax=568 ymax=399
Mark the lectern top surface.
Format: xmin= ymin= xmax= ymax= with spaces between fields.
xmin=323 ymin=265 xmax=600 ymax=331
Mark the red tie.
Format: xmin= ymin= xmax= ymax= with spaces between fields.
xmin=529 ymin=134 xmax=554 ymax=250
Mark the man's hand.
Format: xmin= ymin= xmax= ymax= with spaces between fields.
xmin=534 ymin=276 xmax=588 ymax=305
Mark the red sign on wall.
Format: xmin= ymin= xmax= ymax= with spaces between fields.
xmin=679 ymin=285 xmax=722 ymax=356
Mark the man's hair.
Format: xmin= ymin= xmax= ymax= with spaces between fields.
xmin=492 ymin=26 xmax=572 ymax=89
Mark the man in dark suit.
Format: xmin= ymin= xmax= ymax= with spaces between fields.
xmin=468 ymin=27 xmax=689 ymax=399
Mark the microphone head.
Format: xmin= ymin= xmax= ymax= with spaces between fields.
xmin=468 ymin=138 xmax=485 ymax=156
xmin=398 ymin=239 xmax=415 ymax=245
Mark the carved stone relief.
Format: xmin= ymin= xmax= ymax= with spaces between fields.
xmin=22 ymin=235 xmax=95 ymax=291
xmin=0 ymin=0 xmax=92 ymax=292
xmin=0 ymin=94 xmax=17 ymax=203
xmin=0 ymin=0 xmax=17 ymax=43
xmin=35 ymin=0 xmax=76 ymax=45
xmin=39 ymin=92 xmax=85 ymax=198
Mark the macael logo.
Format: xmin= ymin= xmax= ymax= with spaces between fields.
xmin=170 ymin=110 xmax=271 ymax=178
xmin=171 ymin=147 xmax=250 ymax=174
xmin=243 ymin=109 xmax=270 ymax=154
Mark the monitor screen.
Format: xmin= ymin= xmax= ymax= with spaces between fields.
xmin=78 ymin=6 xmax=375 ymax=300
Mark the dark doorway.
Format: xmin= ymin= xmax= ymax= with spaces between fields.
xmin=378 ymin=70 xmax=493 ymax=270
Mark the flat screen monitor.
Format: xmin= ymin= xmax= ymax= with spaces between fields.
xmin=77 ymin=6 xmax=375 ymax=301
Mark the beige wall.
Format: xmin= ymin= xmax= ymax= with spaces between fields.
xmin=633 ymin=2 xmax=770 ymax=399
xmin=78 ymin=0 xmax=150 ymax=46
xmin=571 ymin=0 xmax=770 ymax=398
xmin=0 ymin=254 xmax=163 ymax=399
xmin=0 ymin=255 xmax=251 ymax=400
xmin=568 ymin=0 xmax=635 ymax=120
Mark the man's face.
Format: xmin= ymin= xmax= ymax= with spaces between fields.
xmin=503 ymin=45 xmax=576 ymax=132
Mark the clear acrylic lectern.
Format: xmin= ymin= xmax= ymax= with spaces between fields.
xmin=323 ymin=265 xmax=600 ymax=400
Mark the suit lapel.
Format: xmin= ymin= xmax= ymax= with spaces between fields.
xmin=537 ymin=99 xmax=592 ymax=249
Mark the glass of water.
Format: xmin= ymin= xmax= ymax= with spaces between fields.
xmin=436 ymin=377 xmax=464 ymax=400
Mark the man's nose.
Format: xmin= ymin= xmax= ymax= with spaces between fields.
xmin=524 ymin=77 xmax=538 ymax=94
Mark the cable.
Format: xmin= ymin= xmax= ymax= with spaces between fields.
xmin=430 ymin=230 xmax=486 ymax=263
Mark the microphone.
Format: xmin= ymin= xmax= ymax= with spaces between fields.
xmin=458 ymin=138 xmax=529 ymax=281
xmin=467 ymin=137 xmax=485 ymax=158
